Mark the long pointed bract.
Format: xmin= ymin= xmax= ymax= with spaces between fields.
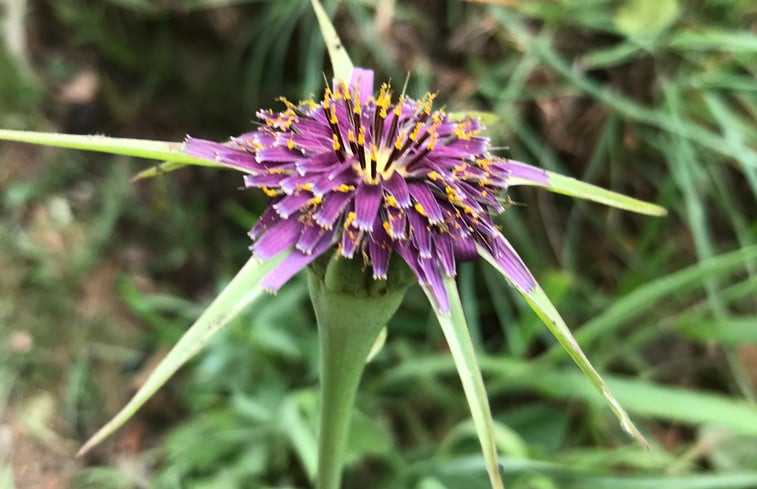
xmin=77 ymin=251 xmax=289 ymax=456
xmin=0 ymin=129 xmax=224 ymax=169
xmin=478 ymin=245 xmax=649 ymax=448
xmin=311 ymin=0 xmax=354 ymax=81
xmin=506 ymin=160 xmax=667 ymax=217
xmin=424 ymin=277 xmax=506 ymax=489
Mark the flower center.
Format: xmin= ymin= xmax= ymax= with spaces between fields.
xmin=324 ymin=82 xmax=441 ymax=186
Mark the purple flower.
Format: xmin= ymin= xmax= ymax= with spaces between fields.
xmin=185 ymin=68 xmax=551 ymax=314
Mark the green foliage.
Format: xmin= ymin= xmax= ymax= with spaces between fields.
xmin=1 ymin=0 xmax=756 ymax=488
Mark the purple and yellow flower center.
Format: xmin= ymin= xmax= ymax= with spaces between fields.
xmin=185 ymin=68 xmax=549 ymax=313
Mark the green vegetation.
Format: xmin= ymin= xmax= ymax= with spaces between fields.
xmin=1 ymin=1 xmax=755 ymax=488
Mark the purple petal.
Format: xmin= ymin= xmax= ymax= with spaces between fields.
xmin=489 ymin=234 xmax=536 ymax=292
xmin=419 ymin=257 xmax=450 ymax=314
xmin=383 ymin=172 xmax=412 ymax=208
xmin=256 ymin=146 xmax=304 ymax=163
xmin=502 ymin=159 xmax=550 ymax=185
xmin=434 ymin=136 xmax=487 ymax=158
xmin=350 ymin=68 xmax=375 ymax=105
xmin=295 ymin=151 xmax=341 ymax=175
xmin=354 ymin=183 xmax=383 ymax=231
xmin=183 ymin=137 xmax=227 ymax=160
xmin=280 ymin=173 xmax=320 ymax=195
xmin=340 ymin=227 xmax=362 ymax=259
xmin=436 ymin=233 xmax=457 ymax=276
xmin=368 ymin=219 xmax=391 ymax=279
xmin=250 ymin=204 xmax=282 ymax=240
xmin=453 ymin=235 xmax=479 ymax=262
xmin=408 ymin=210 xmax=433 ymax=258
xmin=312 ymin=168 xmax=360 ymax=197
xmin=385 ymin=206 xmax=407 ymax=239
xmin=244 ymin=172 xmax=288 ymax=188
xmin=252 ymin=217 xmax=303 ymax=260
xmin=274 ymin=193 xmax=314 ymax=218
xmin=184 ymin=137 xmax=258 ymax=171
xmin=313 ymin=192 xmax=353 ymax=229
xmin=297 ymin=222 xmax=333 ymax=255
xmin=260 ymin=238 xmax=335 ymax=291
xmin=408 ymin=182 xmax=444 ymax=224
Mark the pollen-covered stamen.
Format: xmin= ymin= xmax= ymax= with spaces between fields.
xmin=356 ymin=126 xmax=368 ymax=175
xmin=373 ymin=83 xmax=391 ymax=145
xmin=324 ymin=88 xmax=346 ymax=162
xmin=384 ymin=95 xmax=405 ymax=151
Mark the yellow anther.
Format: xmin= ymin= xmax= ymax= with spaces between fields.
xmin=370 ymin=144 xmax=378 ymax=162
xmin=423 ymin=92 xmax=437 ymax=115
xmin=383 ymin=221 xmax=391 ymax=233
xmin=394 ymin=130 xmax=408 ymax=150
xmin=339 ymin=81 xmax=351 ymax=100
xmin=358 ymin=127 xmax=366 ymax=146
xmin=427 ymin=132 xmax=439 ymax=151
xmin=409 ymin=122 xmax=423 ymax=141
xmin=309 ymin=196 xmax=323 ymax=206
xmin=376 ymin=83 xmax=391 ymax=117
xmin=394 ymin=95 xmax=405 ymax=116
xmin=428 ymin=171 xmax=441 ymax=181
xmin=344 ymin=211 xmax=356 ymax=229
xmin=385 ymin=195 xmax=398 ymax=207
xmin=301 ymin=183 xmax=313 ymax=191
xmin=329 ymin=104 xmax=338 ymax=124
xmin=348 ymin=129 xmax=356 ymax=143
xmin=445 ymin=186 xmax=463 ymax=205
xmin=332 ymin=134 xmax=341 ymax=151
xmin=277 ymin=96 xmax=297 ymax=110
xmin=414 ymin=203 xmax=428 ymax=217
xmin=287 ymin=138 xmax=295 ymax=150
xmin=262 ymin=187 xmax=278 ymax=197
xmin=336 ymin=184 xmax=355 ymax=192
xmin=476 ymin=158 xmax=491 ymax=170
xmin=323 ymin=88 xmax=332 ymax=109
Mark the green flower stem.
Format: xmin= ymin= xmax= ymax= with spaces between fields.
xmin=307 ymin=256 xmax=413 ymax=489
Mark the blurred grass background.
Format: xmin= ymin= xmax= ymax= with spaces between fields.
xmin=1 ymin=0 xmax=756 ymax=488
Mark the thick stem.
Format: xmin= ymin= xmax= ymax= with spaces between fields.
xmin=307 ymin=257 xmax=411 ymax=489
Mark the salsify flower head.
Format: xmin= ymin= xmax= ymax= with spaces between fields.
xmin=186 ymin=68 xmax=551 ymax=313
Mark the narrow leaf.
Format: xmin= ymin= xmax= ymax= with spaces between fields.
xmin=478 ymin=246 xmax=648 ymax=448
xmin=311 ymin=0 xmax=354 ymax=81
xmin=0 ymin=129 xmax=224 ymax=168
xmin=423 ymin=277 xmax=505 ymax=489
xmin=509 ymin=167 xmax=667 ymax=216
xmin=77 ymin=252 xmax=288 ymax=456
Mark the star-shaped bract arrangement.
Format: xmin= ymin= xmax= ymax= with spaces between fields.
xmin=186 ymin=68 xmax=548 ymax=314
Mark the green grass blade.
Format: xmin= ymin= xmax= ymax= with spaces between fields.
xmin=544 ymin=245 xmax=757 ymax=359
xmin=76 ymin=252 xmax=288 ymax=456
xmin=498 ymin=370 xmax=757 ymax=438
xmin=675 ymin=317 xmax=757 ymax=345
xmin=510 ymin=170 xmax=667 ymax=216
xmin=478 ymin=246 xmax=648 ymax=448
xmin=0 ymin=129 xmax=224 ymax=167
xmin=423 ymin=277 xmax=505 ymax=489
xmin=311 ymin=0 xmax=353 ymax=81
